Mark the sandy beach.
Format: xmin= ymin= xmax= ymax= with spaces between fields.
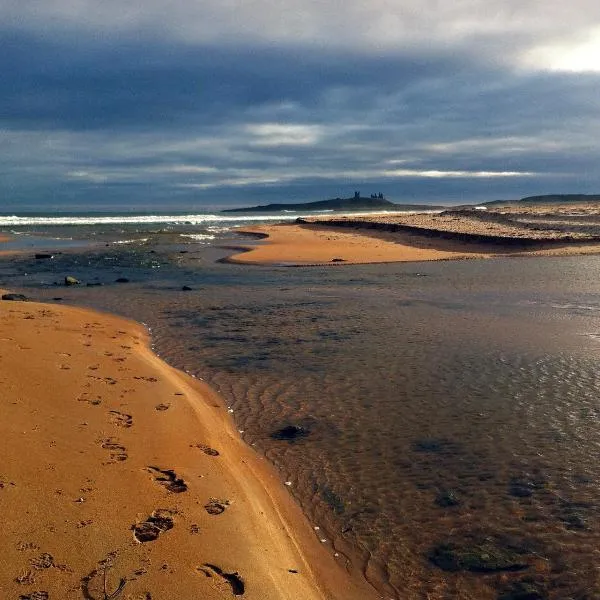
xmin=228 ymin=205 xmax=600 ymax=265
xmin=0 ymin=295 xmax=374 ymax=600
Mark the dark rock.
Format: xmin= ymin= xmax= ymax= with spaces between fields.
xmin=52 ymin=297 xmax=63 ymax=301
xmin=179 ymin=250 xmax=189 ymax=254
xmin=412 ymin=438 xmax=454 ymax=453
xmin=2 ymin=293 xmax=28 ymax=301
xmin=270 ymin=425 xmax=310 ymax=442
xmin=331 ymin=258 xmax=346 ymax=262
xmin=428 ymin=541 xmax=529 ymax=573
xmin=34 ymin=253 xmax=53 ymax=260
xmin=86 ymin=282 xmax=104 ymax=287
xmin=509 ymin=479 xmax=535 ymax=498
xmin=64 ymin=276 xmax=80 ymax=286
xmin=115 ymin=277 xmax=130 ymax=283
xmin=435 ymin=490 xmax=460 ymax=507
xmin=182 ymin=285 xmax=193 ymax=291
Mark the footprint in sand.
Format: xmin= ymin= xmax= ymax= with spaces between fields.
xmin=147 ymin=466 xmax=187 ymax=493
xmin=204 ymin=498 xmax=230 ymax=515
xmin=100 ymin=438 xmax=128 ymax=463
xmin=191 ymin=443 xmax=220 ymax=456
xmin=15 ymin=570 xmax=36 ymax=585
xmin=198 ymin=563 xmax=245 ymax=596
xmin=133 ymin=509 xmax=175 ymax=543
xmin=30 ymin=553 xmax=54 ymax=570
xmin=108 ymin=410 xmax=133 ymax=428
xmin=18 ymin=592 xmax=49 ymax=600
xmin=154 ymin=403 xmax=170 ymax=411
xmin=77 ymin=392 xmax=102 ymax=406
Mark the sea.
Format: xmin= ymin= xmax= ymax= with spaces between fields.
xmin=2 ymin=208 xmax=600 ymax=600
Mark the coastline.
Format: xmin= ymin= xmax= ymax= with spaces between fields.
xmin=0 ymin=296 xmax=375 ymax=599
xmin=227 ymin=212 xmax=600 ymax=265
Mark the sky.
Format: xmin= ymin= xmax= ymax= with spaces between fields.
xmin=2 ymin=1 xmax=600 ymax=210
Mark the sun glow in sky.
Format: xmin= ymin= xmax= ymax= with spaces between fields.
xmin=1 ymin=0 xmax=600 ymax=208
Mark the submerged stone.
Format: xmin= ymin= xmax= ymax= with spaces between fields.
xmin=435 ymin=490 xmax=460 ymax=507
xmin=64 ymin=276 xmax=80 ymax=286
xmin=428 ymin=541 xmax=529 ymax=573
xmin=270 ymin=425 xmax=310 ymax=442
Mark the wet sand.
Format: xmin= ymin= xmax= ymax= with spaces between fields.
xmin=0 ymin=295 xmax=374 ymax=600
xmin=229 ymin=204 xmax=600 ymax=265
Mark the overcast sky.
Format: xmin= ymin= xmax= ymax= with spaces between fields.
xmin=2 ymin=0 xmax=600 ymax=209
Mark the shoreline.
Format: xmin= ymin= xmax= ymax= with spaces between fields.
xmin=226 ymin=216 xmax=600 ymax=266
xmin=0 ymin=295 xmax=376 ymax=599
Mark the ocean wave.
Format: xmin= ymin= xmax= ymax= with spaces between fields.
xmin=180 ymin=233 xmax=216 ymax=241
xmin=112 ymin=238 xmax=149 ymax=244
xmin=0 ymin=209 xmax=432 ymax=227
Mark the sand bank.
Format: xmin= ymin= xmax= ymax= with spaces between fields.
xmin=227 ymin=216 xmax=600 ymax=266
xmin=0 ymin=296 xmax=374 ymax=600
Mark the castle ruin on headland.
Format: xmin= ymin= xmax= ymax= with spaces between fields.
xmin=354 ymin=191 xmax=385 ymax=200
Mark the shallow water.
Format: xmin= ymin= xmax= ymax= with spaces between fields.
xmin=3 ymin=235 xmax=600 ymax=599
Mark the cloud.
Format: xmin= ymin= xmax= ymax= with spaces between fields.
xmin=1 ymin=4 xmax=600 ymax=209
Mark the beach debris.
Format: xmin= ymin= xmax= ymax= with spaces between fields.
xmin=81 ymin=555 xmax=127 ymax=599
xmin=2 ymin=293 xmax=29 ymax=301
xmin=64 ymin=276 xmax=81 ymax=286
xmin=133 ymin=509 xmax=174 ymax=543
xmin=270 ymin=424 xmax=310 ymax=442
xmin=147 ymin=466 xmax=188 ymax=493
xmin=204 ymin=498 xmax=230 ymax=515
xmin=198 ymin=563 xmax=245 ymax=596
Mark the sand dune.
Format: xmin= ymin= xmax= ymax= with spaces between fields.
xmin=0 ymin=296 xmax=373 ymax=600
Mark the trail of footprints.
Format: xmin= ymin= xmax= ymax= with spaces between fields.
xmin=79 ymin=359 xmax=244 ymax=595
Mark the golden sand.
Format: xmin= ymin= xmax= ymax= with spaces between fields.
xmin=227 ymin=215 xmax=600 ymax=266
xmin=0 ymin=296 xmax=374 ymax=600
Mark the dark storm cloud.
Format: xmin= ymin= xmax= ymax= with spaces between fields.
xmin=1 ymin=22 xmax=600 ymax=208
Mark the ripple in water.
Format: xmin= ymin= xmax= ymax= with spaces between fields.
xmin=6 ymin=243 xmax=600 ymax=599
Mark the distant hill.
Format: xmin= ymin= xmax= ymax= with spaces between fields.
xmin=479 ymin=194 xmax=600 ymax=207
xmin=517 ymin=194 xmax=600 ymax=204
xmin=222 ymin=195 xmax=444 ymax=213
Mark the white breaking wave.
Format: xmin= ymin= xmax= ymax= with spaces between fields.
xmin=0 ymin=209 xmax=434 ymax=227
xmin=112 ymin=238 xmax=149 ymax=244
xmin=180 ymin=233 xmax=216 ymax=241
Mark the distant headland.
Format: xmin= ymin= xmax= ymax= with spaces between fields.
xmin=222 ymin=191 xmax=445 ymax=213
